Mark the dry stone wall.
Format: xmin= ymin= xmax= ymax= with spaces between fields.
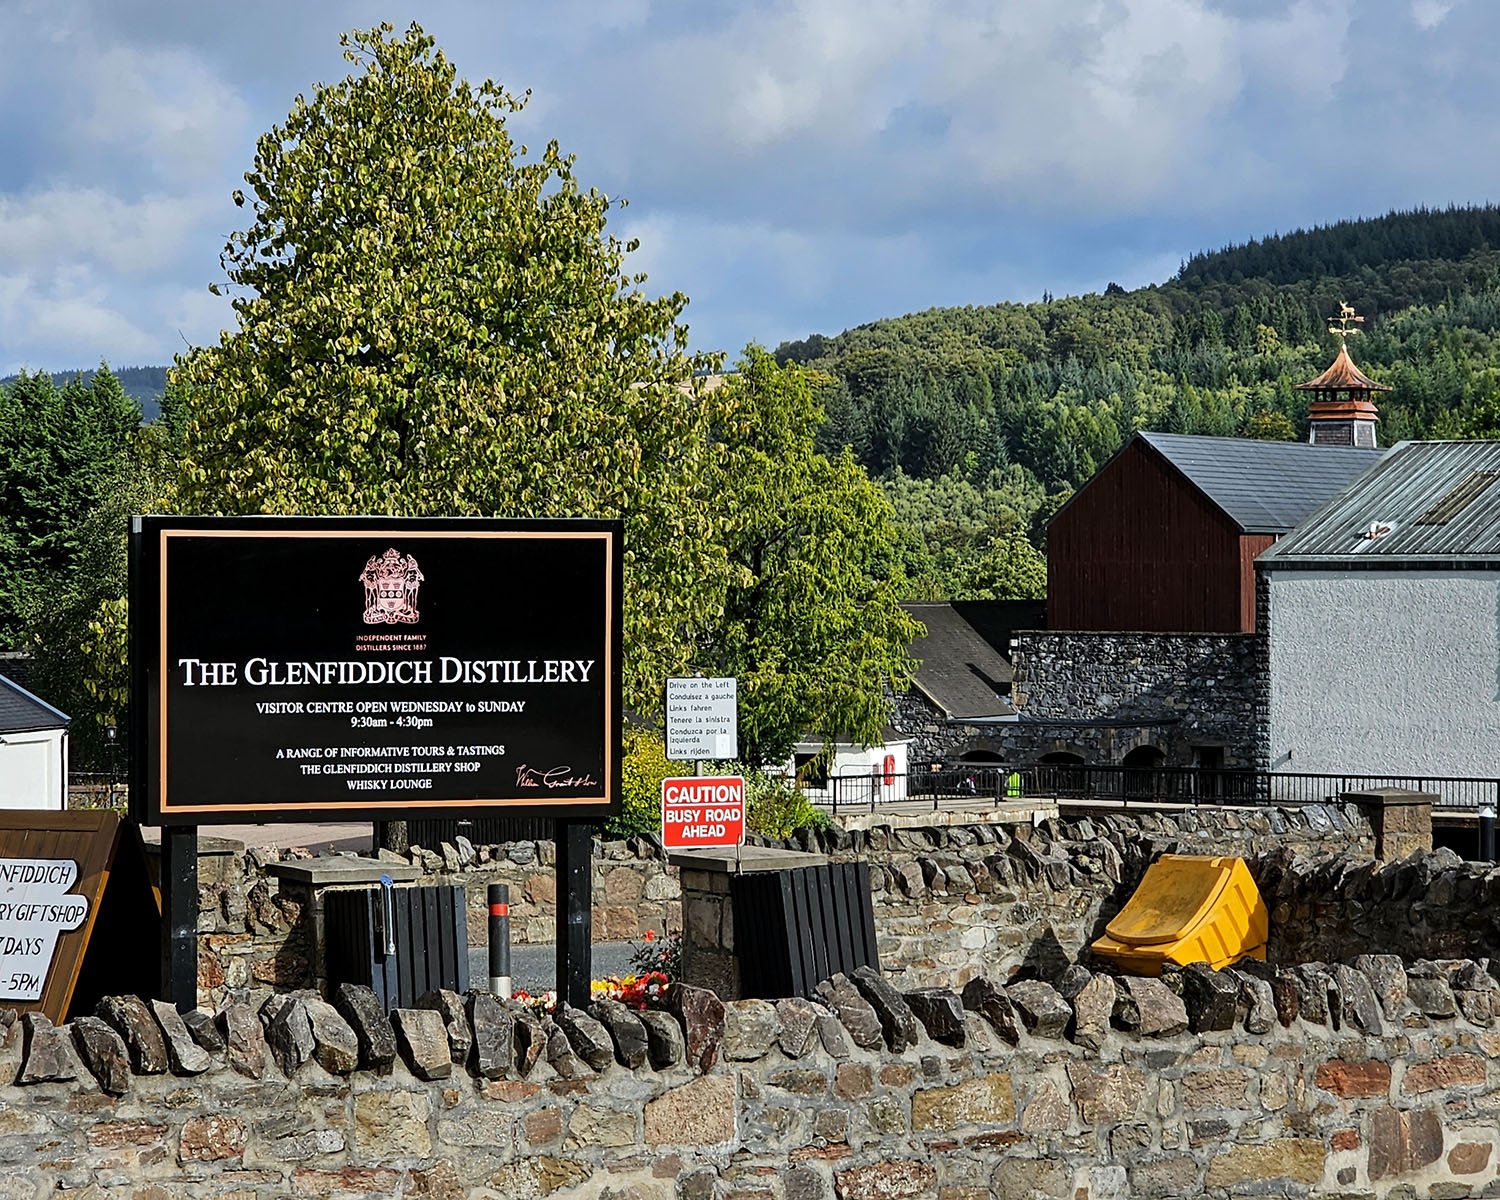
xmin=190 ymin=805 xmax=1370 ymax=1006
xmin=845 ymin=804 xmax=1373 ymax=990
xmin=5 ymin=949 xmax=1500 ymax=1199
xmin=1260 ymin=843 xmax=1500 ymax=966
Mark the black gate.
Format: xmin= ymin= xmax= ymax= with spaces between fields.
xmin=406 ymin=816 xmax=555 ymax=847
xmin=324 ymin=883 xmax=470 ymax=1013
xmin=730 ymin=861 xmax=879 ymax=1001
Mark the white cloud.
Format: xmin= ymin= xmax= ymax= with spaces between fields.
xmin=1411 ymin=0 xmax=1456 ymax=30
xmin=0 ymin=188 xmax=218 ymax=274
xmin=70 ymin=43 xmax=252 ymax=185
xmin=4 ymin=0 xmax=1500 ymax=370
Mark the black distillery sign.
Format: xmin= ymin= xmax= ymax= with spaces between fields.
xmin=130 ymin=517 xmax=622 ymax=825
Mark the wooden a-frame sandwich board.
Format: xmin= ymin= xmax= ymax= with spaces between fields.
xmin=0 ymin=810 xmax=161 ymax=1023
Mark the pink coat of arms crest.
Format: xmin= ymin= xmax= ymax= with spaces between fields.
xmin=360 ymin=548 xmax=424 ymax=625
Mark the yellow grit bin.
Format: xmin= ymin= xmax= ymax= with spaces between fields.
xmin=1090 ymin=854 xmax=1268 ymax=976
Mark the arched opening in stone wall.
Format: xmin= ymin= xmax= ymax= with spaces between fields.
xmin=1121 ymin=744 xmax=1166 ymax=801
xmin=959 ymin=749 xmax=1004 ymax=763
xmin=1038 ymin=750 xmax=1086 ymax=797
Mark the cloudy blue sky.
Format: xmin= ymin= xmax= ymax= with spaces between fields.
xmin=1 ymin=0 xmax=1497 ymax=375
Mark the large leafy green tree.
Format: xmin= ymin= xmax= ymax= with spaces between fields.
xmin=174 ymin=24 xmax=726 ymax=717
xmin=699 ymin=348 xmax=920 ymax=765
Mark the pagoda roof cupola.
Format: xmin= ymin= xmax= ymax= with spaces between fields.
xmin=1294 ymin=303 xmax=1389 ymax=449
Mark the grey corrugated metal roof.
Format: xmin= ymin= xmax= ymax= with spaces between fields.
xmin=1138 ymin=433 xmax=1385 ymax=534
xmin=1259 ymin=440 xmax=1500 ymax=567
xmin=0 ymin=672 xmax=69 ymax=734
xmin=901 ymin=603 xmax=1015 ymax=720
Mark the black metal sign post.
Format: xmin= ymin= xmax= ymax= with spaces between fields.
xmin=159 ymin=825 xmax=198 ymax=1010
xmin=555 ymin=820 xmax=593 ymax=1009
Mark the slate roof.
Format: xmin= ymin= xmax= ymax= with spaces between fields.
xmin=1259 ymin=440 xmax=1500 ymax=567
xmin=0 ymin=671 xmax=69 ymax=734
xmin=1137 ymin=432 xmax=1385 ymax=534
xmin=902 ymin=603 xmax=1016 ymax=719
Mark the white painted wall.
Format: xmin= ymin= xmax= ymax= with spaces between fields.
xmin=779 ymin=738 xmax=912 ymax=805
xmin=0 ymin=727 xmax=68 ymax=810
xmin=1267 ymin=569 xmax=1500 ymax=779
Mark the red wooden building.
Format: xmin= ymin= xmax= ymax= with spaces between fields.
xmin=1047 ymin=433 xmax=1381 ymax=633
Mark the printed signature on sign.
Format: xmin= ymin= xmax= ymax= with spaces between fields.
xmin=516 ymin=764 xmax=598 ymax=789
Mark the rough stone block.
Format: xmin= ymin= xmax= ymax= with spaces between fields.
xmin=836 ymin=1160 xmax=937 ymax=1200
xmin=16 ymin=1012 xmax=77 ymax=1085
xmin=1407 ymin=962 xmax=1458 ymax=1017
xmin=416 ymin=989 xmax=473 ymax=1064
xmin=1402 ymin=1053 xmax=1485 ymax=1093
xmin=1315 ymin=1057 xmax=1391 ymax=1098
xmin=1006 ymin=980 xmax=1070 ymax=1039
xmin=264 ymin=996 xmax=317 ymax=1076
xmin=961 ymin=976 xmax=1019 ymax=1045
xmin=178 ymin=1114 xmax=246 ymax=1163
xmin=352 ymin=1089 xmax=433 ymax=1159
xmin=668 ymin=983 xmax=727 ymax=1072
xmin=1181 ymin=964 xmax=1237 ymax=1033
xmin=466 ymin=990 xmax=513 ymax=1079
xmin=97 ymin=994 xmax=170 ymax=1075
xmin=775 ymin=997 xmax=821 ymax=1058
xmin=217 ymin=1001 xmax=267 ymax=1080
xmin=1352 ymin=953 xmax=1408 ymax=1021
xmin=1066 ymin=1061 xmax=1145 ymax=1125
xmin=303 ymin=997 xmax=360 ymax=1075
xmin=590 ymin=998 xmax=649 ymax=1069
xmin=1204 ymin=1138 xmax=1324 ymax=1187
xmin=911 ymin=1073 xmax=1014 ymax=1129
xmin=988 ymin=1157 xmax=1070 ymax=1200
xmin=1369 ymin=1106 xmax=1444 ymax=1180
xmin=333 ymin=983 xmax=397 ymax=1073
xmin=1122 ymin=977 xmax=1188 ymax=1037
xmin=644 ymin=1073 xmax=735 ymax=1146
xmin=391 ymin=1008 xmax=452 ymax=1081
xmin=147 ymin=999 xmax=212 ymax=1075
xmin=554 ymin=1004 xmax=615 ymax=1072
xmin=815 ymin=974 xmax=882 ymax=1050
xmin=904 ymin=987 xmax=967 ymax=1047
xmin=181 ymin=1008 xmax=226 ymax=1055
xmin=639 ymin=1009 xmax=685 ymax=1070
xmin=1070 ymin=974 xmax=1116 ymax=1050
xmin=850 ymin=966 xmax=920 ymax=1052
xmin=722 ymin=998 xmax=778 ymax=1061
xmin=71 ymin=1016 xmax=131 ymax=1095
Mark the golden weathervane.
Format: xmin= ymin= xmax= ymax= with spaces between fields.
xmin=1328 ymin=302 xmax=1365 ymax=347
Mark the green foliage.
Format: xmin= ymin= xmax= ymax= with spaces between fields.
xmin=1241 ymin=409 xmax=1298 ymax=441
xmin=698 ymin=348 xmax=920 ymax=766
xmin=0 ymin=365 xmax=141 ymax=647
xmin=722 ymin=766 xmax=829 ymax=839
xmin=776 ymin=205 xmax=1500 ymax=589
xmin=951 ymin=529 xmax=1047 ymax=600
xmin=609 ymin=729 xmax=687 ymax=839
xmin=173 ymin=23 xmax=726 ymax=722
xmin=881 ymin=466 xmax=1046 ymax=599
xmin=20 ymin=444 xmax=169 ymax=768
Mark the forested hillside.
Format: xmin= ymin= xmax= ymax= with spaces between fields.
xmin=0 ymin=366 xmax=166 ymax=420
xmin=779 ymin=205 xmax=1500 ymax=598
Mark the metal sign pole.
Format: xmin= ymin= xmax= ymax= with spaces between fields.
xmin=159 ymin=825 xmax=198 ymax=1012
xmin=554 ymin=820 xmax=592 ymax=1009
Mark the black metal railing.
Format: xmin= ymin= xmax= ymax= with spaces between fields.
xmin=819 ymin=764 xmax=1500 ymax=814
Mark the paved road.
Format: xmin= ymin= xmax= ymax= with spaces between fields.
xmin=467 ymin=940 xmax=637 ymax=995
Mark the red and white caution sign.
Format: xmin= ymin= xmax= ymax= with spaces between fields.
xmin=661 ymin=776 xmax=745 ymax=850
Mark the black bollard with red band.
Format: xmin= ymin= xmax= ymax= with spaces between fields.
xmin=487 ymin=883 xmax=512 ymax=998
